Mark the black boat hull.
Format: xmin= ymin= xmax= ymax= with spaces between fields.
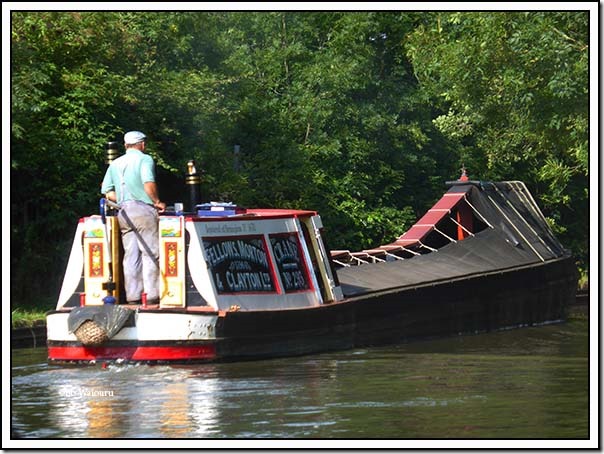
xmin=213 ymin=254 xmax=576 ymax=361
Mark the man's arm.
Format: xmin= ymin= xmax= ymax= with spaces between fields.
xmin=100 ymin=168 xmax=115 ymax=200
xmin=144 ymin=181 xmax=166 ymax=212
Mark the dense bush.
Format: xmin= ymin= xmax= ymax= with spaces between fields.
xmin=10 ymin=11 xmax=589 ymax=307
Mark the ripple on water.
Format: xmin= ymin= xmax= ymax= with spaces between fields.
xmin=10 ymin=319 xmax=589 ymax=439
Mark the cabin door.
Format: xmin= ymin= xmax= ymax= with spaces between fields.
xmin=300 ymin=216 xmax=344 ymax=303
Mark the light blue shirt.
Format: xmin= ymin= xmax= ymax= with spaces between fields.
xmin=101 ymin=149 xmax=156 ymax=204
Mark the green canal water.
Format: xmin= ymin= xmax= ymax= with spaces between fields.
xmin=10 ymin=317 xmax=590 ymax=445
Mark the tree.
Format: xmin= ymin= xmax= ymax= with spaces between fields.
xmin=10 ymin=12 xmax=228 ymax=305
xmin=406 ymin=11 xmax=589 ymax=272
xmin=215 ymin=12 xmax=457 ymax=248
xmin=12 ymin=11 xmax=586 ymax=309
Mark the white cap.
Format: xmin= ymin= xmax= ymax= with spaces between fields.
xmin=124 ymin=131 xmax=146 ymax=145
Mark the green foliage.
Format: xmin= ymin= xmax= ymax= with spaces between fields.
xmin=10 ymin=11 xmax=588 ymax=307
xmin=406 ymin=11 xmax=589 ymax=270
xmin=12 ymin=307 xmax=51 ymax=329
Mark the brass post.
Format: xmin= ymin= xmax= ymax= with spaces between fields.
xmin=185 ymin=160 xmax=202 ymax=213
xmin=105 ymin=141 xmax=119 ymax=164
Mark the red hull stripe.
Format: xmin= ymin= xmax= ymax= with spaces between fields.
xmin=48 ymin=345 xmax=217 ymax=361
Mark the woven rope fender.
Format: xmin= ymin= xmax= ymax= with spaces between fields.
xmin=74 ymin=320 xmax=109 ymax=346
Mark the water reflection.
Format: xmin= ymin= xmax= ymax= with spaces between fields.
xmin=50 ymin=380 xmax=128 ymax=438
xmin=12 ymin=363 xmax=223 ymax=438
xmin=159 ymin=383 xmax=191 ymax=437
xmin=11 ymin=319 xmax=589 ymax=439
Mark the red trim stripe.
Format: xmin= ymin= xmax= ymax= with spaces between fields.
xmin=48 ymin=345 xmax=217 ymax=361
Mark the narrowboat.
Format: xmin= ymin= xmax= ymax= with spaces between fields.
xmin=46 ymin=166 xmax=577 ymax=363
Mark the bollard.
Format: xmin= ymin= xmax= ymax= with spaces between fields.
xmin=105 ymin=141 xmax=119 ymax=165
xmin=185 ymin=160 xmax=202 ymax=213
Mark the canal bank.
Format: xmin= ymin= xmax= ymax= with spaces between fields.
xmin=11 ymin=325 xmax=47 ymax=350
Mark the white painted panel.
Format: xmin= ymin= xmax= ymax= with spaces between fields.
xmin=124 ymin=313 xmax=218 ymax=341
xmin=46 ymin=313 xmax=78 ymax=341
xmin=57 ymin=222 xmax=85 ymax=309
xmin=216 ymin=291 xmax=318 ymax=311
xmin=186 ymin=221 xmax=218 ymax=308
xmin=46 ymin=311 xmax=218 ymax=342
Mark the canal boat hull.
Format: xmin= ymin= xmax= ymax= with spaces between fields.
xmin=47 ymin=255 xmax=575 ymax=364
xmin=47 ymin=179 xmax=577 ymax=363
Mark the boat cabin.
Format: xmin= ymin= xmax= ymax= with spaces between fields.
xmin=56 ymin=204 xmax=344 ymax=312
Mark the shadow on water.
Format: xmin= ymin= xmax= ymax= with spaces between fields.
xmin=11 ymin=319 xmax=589 ymax=439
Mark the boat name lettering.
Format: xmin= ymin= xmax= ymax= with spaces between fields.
xmin=269 ymin=234 xmax=311 ymax=292
xmin=203 ymin=237 xmax=276 ymax=294
xmin=225 ymin=271 xmax=273 ymax=292
xmin=281 ymin=270 xmax=308 ymax=291
xmin=228 ymin=260 xmax=252 ymax=272
xmin=204 ymin=238 xmax=268 ymax=269
xmin=272 ymin=237 xmax=299 ymax=263
xmin=205 ymin=222 xmax=257 ymax=234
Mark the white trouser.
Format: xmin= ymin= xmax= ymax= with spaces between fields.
xmin=118 ymin=201 xmax=159 ymax=302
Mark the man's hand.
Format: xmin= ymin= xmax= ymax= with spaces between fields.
xmin=154 ymin=201 xmax=166 ymax=213
xmin=105 ymin=190 xmax=117 ymax=202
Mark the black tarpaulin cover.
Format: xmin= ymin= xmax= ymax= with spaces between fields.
xmin=67 ymin=305 xmax=132 ymax=339
xmin=337 ymin=181 xmax=570 ymax=297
